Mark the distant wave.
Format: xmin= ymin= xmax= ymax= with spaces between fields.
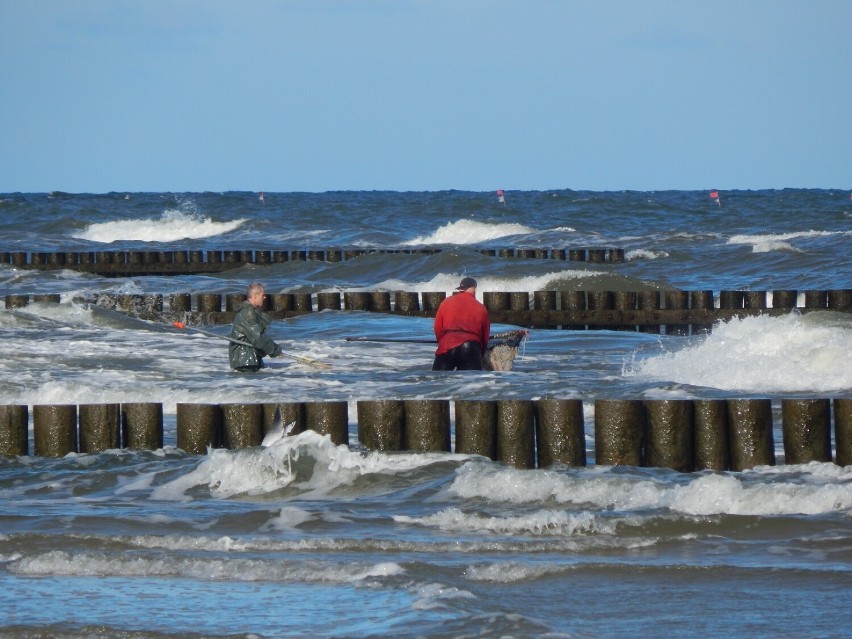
xmin=626 ymin=249 xmax=668 ymax=260
xmin=627 ymin=313 xmax=852 ymax=393
xmin=371 ymin=269 xmax=606 ymax=294
xmin=404 ymin=219 xmax=535 ymax=245
xmin=728 ymin=230 xmax=847 ymax=253
xmin=73 ymin=210 xmax=247 ymax=243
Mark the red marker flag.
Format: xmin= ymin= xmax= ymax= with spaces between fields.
xmin=709 ymin=190 xmax=720 ymax=206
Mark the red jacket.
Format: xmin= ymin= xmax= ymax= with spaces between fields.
xmin=433 ymin=291 xmax=491 ymax=356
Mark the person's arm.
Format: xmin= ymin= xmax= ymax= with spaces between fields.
xmin=433 ymin=304 xmax=446 ymax=342
xmin=479 ymin=311 xmax=491 ymax=354
xmin=237 ymin=311 xmax=282 ymax=357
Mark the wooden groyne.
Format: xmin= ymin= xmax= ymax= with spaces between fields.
xmin=7 ymin=288 xmax=851 ymax=333
xmin=2 ymin=398 xmax=851 ymax=472
xmin=0 ymin=246 xmax=626 ymax=276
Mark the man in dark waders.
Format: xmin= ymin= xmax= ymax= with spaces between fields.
xmin=432 ymin=276 xmax=491 ymax=371
xmin=229 ymin=282 xmax=283 ymax=372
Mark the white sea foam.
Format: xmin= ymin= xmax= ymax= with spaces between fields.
xmin=261 ymin=506 xmax=318 ymax=531
xmin=549 ymin=226 xmax=577 ymax=232
xmin=464 ymin=562 xmax=569 ymax=583
xmin=626 ymin=313 xmax=852 ymax=393
xmin=447 ymin=460 xmax=852 ymax=517
xmin=626 ymin=249 xmax=668 ymax=260
xmin=73 ymin=209 xmax=246 ymax=243
xmin=151 ymin=430 xmax=465 ymax=501
xmin=668 ymin=468 xmax=852 ymax=516
xmin=409 ymin=582 xmax=477 ymax=610
xmin=404 ymin=219 xmax=536 ymax=245
xmin=728 ymin=230 xmax=849 ymax=253
xmin=374 ymin=269 xmax=605 ymax=295
xmin=9 ymin=550 xmax=404 ymax=583
xmin=394 ymin=507 xmax=615 ymax=536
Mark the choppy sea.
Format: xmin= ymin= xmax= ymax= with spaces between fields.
xmin=1 ymin=189 xmax=851 ymax=638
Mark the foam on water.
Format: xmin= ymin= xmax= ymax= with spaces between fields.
xmin=73 ymin=209 xmax=246 ymax=242
xmin=374 ymin=269 xmax=607 ymax=295
xmin=447 ymin=460 xmax=852 ymax=517
xmin=409 ymin=582 xmax=477 ymax=611
xmin=394 ymin=507 xmax=616 ymax=536
xmin=8 ymin=550 xmax=405 ymax=583
xmin=728 ymin=230 xmax=850 ymax=253
xmin=626 ymin=313 xmax=852 ymax=393
xmin=464 ymin=562 xmax=571 ymax=583
xmin=404 ymin=219 xmax=536 ymax=245
xmin=150 ymin=430 xmax=467 ymax=501
xmin=668 ymin=467 xmax=852 ymax=516
xmin=626 ymin=248 xmax=668 ymax=260
xmin=14 ymin=299 xmax=98 ymax=324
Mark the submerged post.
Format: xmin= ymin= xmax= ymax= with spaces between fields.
xmin=394 ymin=291 xmax=420 ymax=313
xmin=404 ymin=399 xmax=451 ymax=452
xmin=781 ymin=399 xmax=832 ymax=465
xmin=317 ymin=292 xmax=341 ymax=311
xmin=664 ymin=291 xmax=689 ymax=336
xmin=727 ymin=399 xmax=775 ymax=471
xmin=496 ymin=399 xmax=536 ymax=469
xmin=121 ymin=402 xmax=164 ymax=450
xmin=221 ymin=403 xmax=264 ymax=449
xmin=176 ymin=403 xmax=222 ymax=454
xmin=421 ymin=292 xmax=446 ymax=313
xmin=454 ymin=400 xmax=497 ymax=459
xmin=637 ymin=291 xmax=661 ymax=334
xmin=535 ymin=398 xmax=586 ymax=467
xmin=693 ymin=399 xmax=729 ymax=471
xmin=0 ymin=405 xmax=28 ymax=457
xmin=357 ymin=399 xmax=404 ymax=451
xmin=78 ymin=403 xmax=120 ymax=453
xmin=835 ymin=398 xmax=852 ymax=467
xmin=370 ymin=292 xmax=392 ymax=312
xmin=644 ymin=399 xmax=694 ymax=472
xmin=196 ymin=293 xmax=222 ymax=313
xmin=304 ymin=401 xmax=349 ymax=445
xmin=594 ymin=399 xmax=645 ymax=467
xmin=33 ymin=404 xmax=78 ymax=457
xmin=344 ymin=292 xmax=371 ymax=311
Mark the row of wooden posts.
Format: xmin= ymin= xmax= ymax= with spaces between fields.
xmin=7 ymin=288 xmax=852 ymax=333
xmin=2 ymin=398 xmax=850 ymax=471
xmin=0 ymin=246 xmax=626 ymax=275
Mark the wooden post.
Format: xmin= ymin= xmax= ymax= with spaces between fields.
xmin=594 ymin=400 xmax=644 ymax=467
xmin=727 ymin=399 xmax=775 ymax=471
xmin=535 ymin=398 xmax=585 ymax=467
xmin=403 ymin=399 xmax=450 ymax=452
xmin=496 ymin=400 xmax=536 ymax=469
xmin=0 ymin=405 xmax=28 ymax=456
xmin=357 ymin=400 xmax=404 ymax=451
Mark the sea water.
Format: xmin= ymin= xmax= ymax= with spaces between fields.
xmin=0 ymin=189 xmax=851 ymax=638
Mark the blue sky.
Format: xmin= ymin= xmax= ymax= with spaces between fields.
xmin=1 ymin=1 xmax=850 ymax=193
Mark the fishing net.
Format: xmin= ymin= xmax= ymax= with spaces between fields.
xmin=483 ymin=330 xmax=529 ymax=372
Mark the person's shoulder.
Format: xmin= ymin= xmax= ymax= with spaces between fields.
xmin=235 ymin=301 xmax=262 ymax=320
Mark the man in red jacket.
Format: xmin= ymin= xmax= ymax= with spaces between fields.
xmin=432 ymin=276 xmax=491 ymax=371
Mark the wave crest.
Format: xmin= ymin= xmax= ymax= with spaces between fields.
xmin=626 ymin=313 xmax=852 ymax=393
xmin=404 ymin=219 xmax=535 ymax=245
xmin=73 ymin=209 xmax=246 ymax=243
